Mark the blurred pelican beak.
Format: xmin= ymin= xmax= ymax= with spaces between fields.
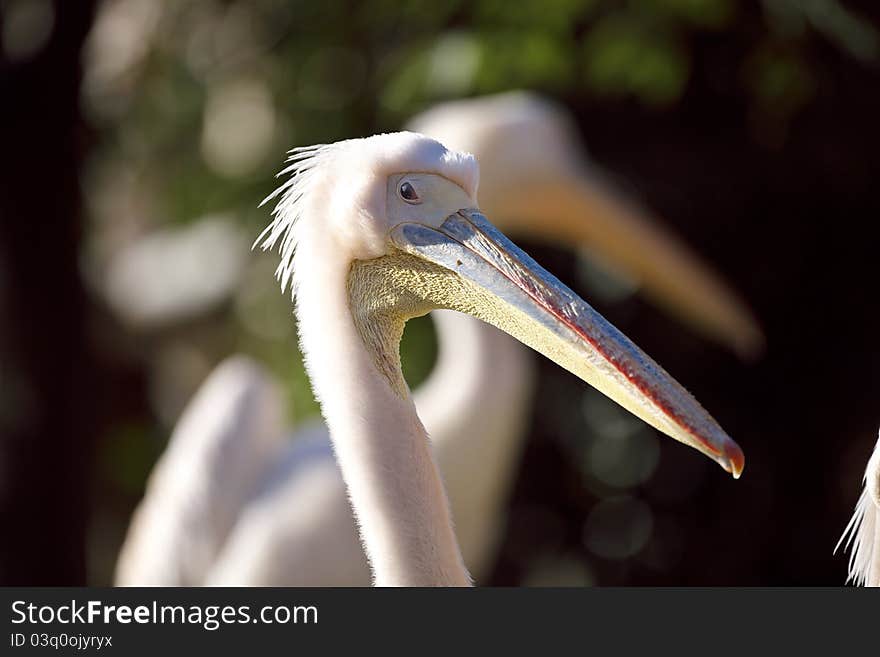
xmin=389 ymin=209 xmax=744 ymax=478
xmin=488 ymin=175 xmax=765 ymax=360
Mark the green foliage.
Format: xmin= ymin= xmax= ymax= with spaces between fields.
xmin=744 ymin=44 xmax=816 ymax=119
xmin=476 ymin=29 xmax=578 ymax=93
xmin=582 ymin=16 xmax=689 ymax=107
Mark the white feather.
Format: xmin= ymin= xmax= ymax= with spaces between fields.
xmin=835 ymin=432 xmax=880 ymax=586
xmin=255 ymin=143 xmax=338 ymax=296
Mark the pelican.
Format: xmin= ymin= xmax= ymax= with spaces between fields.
xmin=836 ymin=431 xmax=880 ymax=586
xmin=114 ymin=357 xmax=287 ymax=585
xmin=117 ymin=94 xmax=759 ymax=586
xmin=245 ymin=131 xmax=742 ymax=586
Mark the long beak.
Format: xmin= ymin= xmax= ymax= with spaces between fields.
xmin=489 ymin=176 xmax=765 ymax=360
xmin=390 ymin=209 xmax=744 ymax=478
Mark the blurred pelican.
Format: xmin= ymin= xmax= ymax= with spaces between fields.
xmin=836 ymin=431 xmax=880 ymax=586
xmin=117 ymin=93 xmax=757 ymax=586
xmin=409 ymin=92 xmax=763 ymax=358
xmin=115 ymin=357 xmax=286 ymax=585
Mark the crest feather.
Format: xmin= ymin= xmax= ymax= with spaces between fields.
xmin=256 ymin=132 xmax=479 ymax=299
xmin=255 ymin=143 xmax=338 ymax=297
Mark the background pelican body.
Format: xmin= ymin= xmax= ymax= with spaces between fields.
xmin=116 ymin=95 xmax=757 ymax=586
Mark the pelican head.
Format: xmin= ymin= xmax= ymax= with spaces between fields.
xmin=258 ymin=131 xmax=744 ymax=478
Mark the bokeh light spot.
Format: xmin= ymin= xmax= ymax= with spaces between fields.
xmin=583 ymin=495 xmax=653 ymax=560
xmin=1 ymin=0 xmax=54 ymax=62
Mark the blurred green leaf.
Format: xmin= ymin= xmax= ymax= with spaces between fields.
xmin=475 ymin=29 xmax=577 ymax=92
xmin=582 ymin=16 xmax=690 ymax=106
xmin=744 ymin=44 xmax=816 ymax=119
xmin=379 ymin=41 xmax=432 ymax=115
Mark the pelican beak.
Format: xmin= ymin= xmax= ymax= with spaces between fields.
xmin=491 ymin=176 xmax=764 ymax=360
xmin=390 ymin=209 xmax=744 ymax=478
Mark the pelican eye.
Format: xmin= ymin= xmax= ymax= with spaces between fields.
xmin=398 ymin=181 xmax=420 ymax=204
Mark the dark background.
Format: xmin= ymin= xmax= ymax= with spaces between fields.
xmin=1 ymin=0 xmax=878 ymax=585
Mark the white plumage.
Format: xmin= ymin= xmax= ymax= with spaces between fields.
xmin=836 ymin=431 xmax=880 ymax=586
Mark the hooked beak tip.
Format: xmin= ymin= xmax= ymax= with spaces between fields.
xmin=723 ymin=442 xmax=745 ymax=479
